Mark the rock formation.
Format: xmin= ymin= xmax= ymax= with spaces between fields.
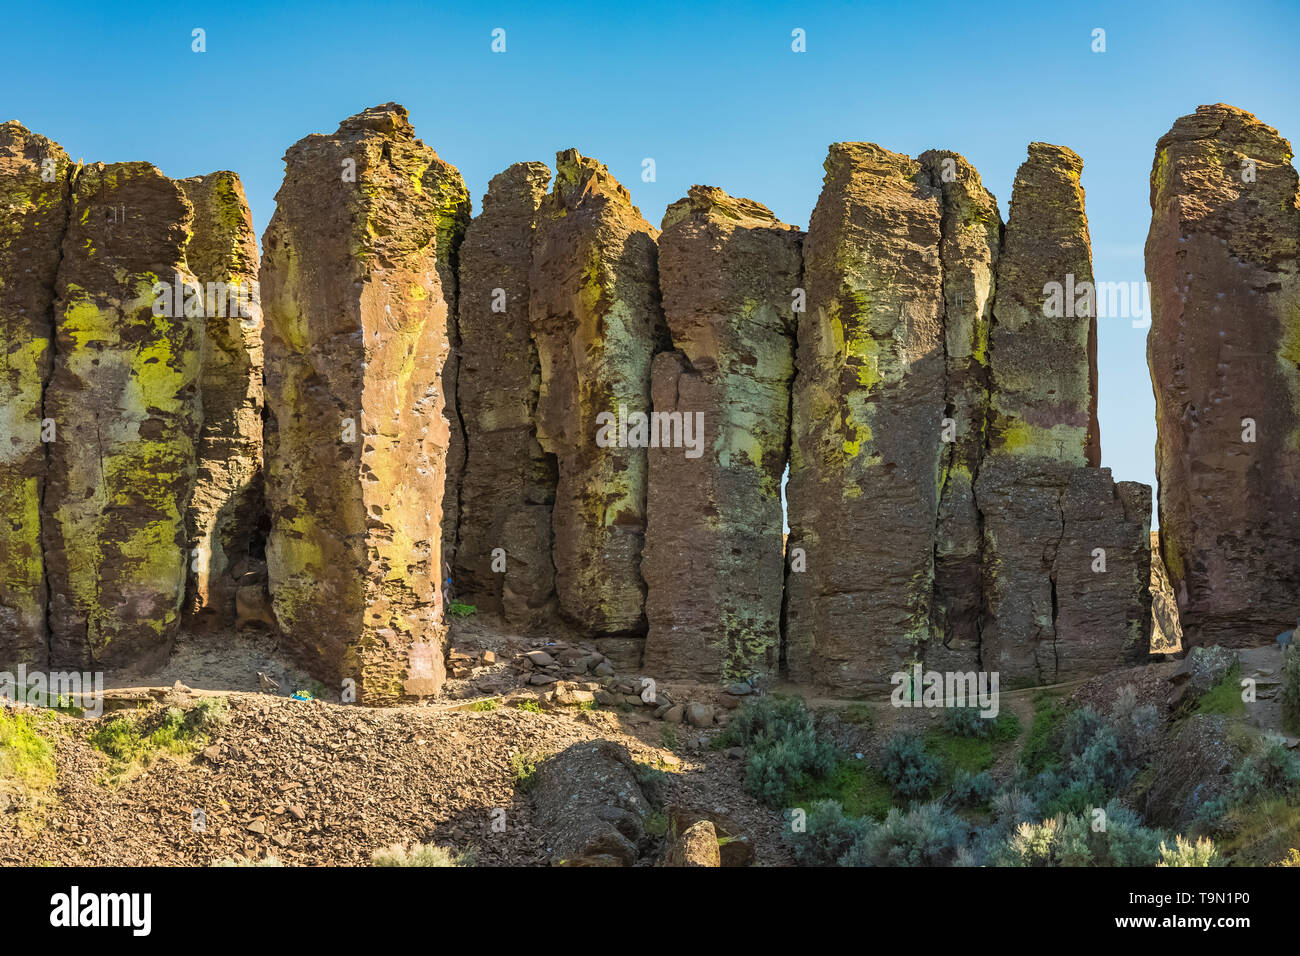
xmin=784 ymin=143 xmax=948 ymax=692
xmin=43 ymin=162 xmax=202 ymax=668
xmin=0 ymin=123 xmax=70 ymax=669
xmin=178 ymin=171 xmax=265 ymax=630
xmin=528 ymin=150 xmax=667 ymax=641
xmin=453 ymin=162 xmax=557 ymax=625
xmin=261 ymin=104 xmax=454 ymax=702
xmin=640 ymin=186 xmax=801 ymax=682
xmin=1146 ymin=104 xmax=1300 ymax=648
xmin=977 ymin=144 xmax=1150 ymax=686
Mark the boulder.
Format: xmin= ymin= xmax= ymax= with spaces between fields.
xmin=530 ymin=740 xmax=650 ymax=866
xmin=528 ymin=149 xmax=667 ymax=637
xmin=1146 ymin=104 xmax=1300 ymax=648
xmin=641 ymin=186 xmax=801 ymax=682
xmin=662 ymin=819 xmax=720 ymax=867
xmin=453 ymin=162 xmax=556 ymax=625
xmin=261 ymin=103 xmax=453 ymax=702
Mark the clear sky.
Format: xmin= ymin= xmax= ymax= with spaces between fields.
xmin=4 ymin=0 xmax=1298 ymax=496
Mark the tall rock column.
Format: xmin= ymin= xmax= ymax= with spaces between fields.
xmin=784 ymin=143 xmax=947 ymax=693
xmin=261 ymin=104 xmax=454 ymax=702
xmin=0 ymin=123 xmax=71 ymax=669
xmin=1146 ymin=104 xmax=1300 ymax=648
xmin=979 ymin=143 xmax=1150 ymax=685
xmin=917 ymin=150 xmax=1000 ymax=672
xmin=528 ymin=150 xmax=666 ymax=641
xmin=178 ymin=171 xmax=264 ymax=629
xmin=454 ymin=161 xmax=556 ymax=625
xmin=44 ymin=162 xmax=201 ymax=668
xmin=640 ymin=186 xmax=802 ymax=682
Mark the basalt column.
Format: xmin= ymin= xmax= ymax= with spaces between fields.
xmin=1146 ymin=104 xmax=1300 ymax=648
xmin=917 ymin=150 xmax=1000 ymax=673
xmin=44 ymin=163 xmax=202 ymax=668
xmin=979 ymin=143 xmax=1151 ymax=685
xmin=454 ymin=161 xmax=556 ymax=625
xmin=178 ymin=171 xmax=264 ymax=629
xmin=528 ymin=150 xmax=666 ymax=640
xmin=0 ymin=123 xmax=72 ymax=669
xmin=262 ymin=104 xmax=453 ymax=702
xmin=784 ymin=144 xmax=947 ymax=694
xmin=640 ymin=186 xmax=801 ymax=682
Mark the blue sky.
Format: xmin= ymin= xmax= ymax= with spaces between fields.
xmin=5 ymin=0 xmax=1298 ymax=496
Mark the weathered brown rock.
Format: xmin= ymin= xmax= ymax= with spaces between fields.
xmin=977 ymin=144 xmax=1151 ymax=684
xmin=453 ymin=162 xmax=556 ymax=625
xmin=1146 ymin=104 xmax=1300 ymax=648
xmin=261 ymin=104 xmax=452 ymax=702
xmin=987 ymin=143 xmax=1099 ymax=466
xmin=177 ymin=171 xmax=264 ymax=629
xmin=1149 ymin=531 xmax=1182 ymax=653
xmin=662 ymin=819 xmax=720 ymax=867
xmin=531 ymin=740 xmax=650 ymax=866
xmin=640 ymin=186 xmax=801 ymax=682
xmin=44 ymin=162 xmax=201 ymax=667
xmin=0 ymin=123 xmax=71 ymax=668
xmin=528 ymin=150 xmax=666 ymax=636
xmin=784 ymin=143 xmax=947 ymax=693
xmin=917 ymin=151 xmax=1001 ymax=672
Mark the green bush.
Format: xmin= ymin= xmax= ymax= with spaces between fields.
xmin=1157 ymin=835 xmax=1221 ymax=867
xmin=942 ymin=706 xmax=994 ymax=738
xmin=784 ymin=799 xmax=870 ymax=866
xmin=879 ymin=732 xmax=942 ymax=800
xmin=950 ymin=769 xmax=996 ymax=808
xmin=724 ymin=697 xmax=837 ymax=807
xmin=371 ymin=842 xmax=476 ymax=867
xmin=840 ymin=802 xmax=968 ymax=867
xmin=994 ymin=804 xmax=1167 ymax=867
xmin=1282 ymin=647 xmax=1300 ymax=735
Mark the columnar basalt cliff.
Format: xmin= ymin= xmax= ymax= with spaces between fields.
xmin=640 ymin=186 xmax=802 ymax=682
xmin=977 ymin=143 xmax=1150 ymax=686
xmin=528 ymin=149 xmax=667 ymax=642
xmin=784 ymin=143 xmax=949 ymax=692
xmin=0 ymin=123 xmax=69 ymax=669
xmin=454 ymin=161 xmax=557 ymax=625
xmin=44 ymin=162 xmax=203 ymax=669
xmin=261 ymin=104 xmax=453 ymax=702
xmin=178 ymin=171 xmax=265 ymax=630
xmin=1146 ymin=104 xmax=1300 ymax=649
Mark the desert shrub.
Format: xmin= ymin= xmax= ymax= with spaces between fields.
xmin=1282 ymin=647 xmax=1300 ymax=735
xmin=841 ymin=801 xmax=968 ymax=867
xmin=784 ymin=799 xmax=870 ymax=866
xmin=1157 ymin=835 xmax=1221 ymax=867
xmin=371 ymin=842 xmax=476 ymax=867
xmin=211 ymin=855 xmax=283 ymax=867
xmin=879 ymin=732 xmax=942 ymax=799
xmin=1272 ymin=848 xmax=1300 ymax=867
xmin=942 ymin=706 xmax=992 ymax=738
xmin=509 ymin=749 xmax=541 ymax=792
xmin=994 ymin=804 xmax=1167 ymax=867
xmin=724 ymin=697 xmax=837 ymax=807
xmin=990 ymin=788 xmax=1039 ymax=835
xmin=950 ymin=769 xmax=996 ymax=808
xmin=1229 ymin=738 xmax=1300 ymax=803
xmin=447 ymin=602 xmax=477 ymax=618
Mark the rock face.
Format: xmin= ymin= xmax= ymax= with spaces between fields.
xmin=453 ymin=162 xmax=557 ymax=625
xmin=178 ymin=172 xmax=265 ymax=630
xmin=44 ymin=163 xmax=202 ymax=668
xmin=531 ymin=740 xmax=650 ymax=866
xmin=0 ymin=123 xmax=70 ymax=668
xmin=1146 ymin=104 xmax=1300 ymax=648
xmin=784 ymin=143 xmax=947 ymax=692
xmin=977 ymin=144 xmax=1150 ymax=686
xmin=261 ymin=104 xmax=453 ymax=702
xmin=918 ymin=150 xmax=1000 ymax=672
xmin=640 ymin=186 xmax=801 ymax=682
xmin=528 ymin=150 xmax=666 ymax=638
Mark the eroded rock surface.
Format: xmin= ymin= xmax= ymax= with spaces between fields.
xmin=531 ymin=739 xmax=650 ymax=866
xmin=0 ymin=123 xmax=71 ymax=668
xmin=178 ymin=171 xmax=264 ymax=630
xmin=784 ymin=143 xmax=947 ymax=692
xmin=261 ymin=104 xmax=452 ymax=702
xmin=1146 ymin=104 xmax=1300 ymax=648
xmin=641 ymin=186 xmax=801 ymax=682
xmin=453 ymin=162 xmax=556 ymax=625
xmin=528 ymin=150 xmax=666 ymax=637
